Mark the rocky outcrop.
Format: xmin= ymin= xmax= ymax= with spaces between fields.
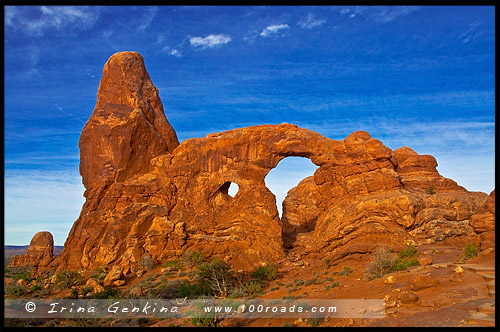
xmin=9 ymin=232 xmax=55 ymax=270
xmin=470 ymin=189 xmax=495 ymax=250
xmin=48 ymin=51 xmax=490 ymax=273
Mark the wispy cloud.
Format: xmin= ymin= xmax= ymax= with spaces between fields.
xmin=189 ymin=34 xmax=232 ymax=49
xmin=458 ymin=21 xmax=484 ymax=43
xmin=336 ymin=6 xmax=420 ymax=23
xmin=298 ymin=14 xmax=326 ymax=29
xmin=5 ymin=6 xmax=100 ymax=37
xmin=260 ymin=24 xmax=290 ymax=37
xmin=4 ymin=169 xmax=85 ymax=245
xmin=371 ymin=6 xmax=422 ymax=23
xmin=137 ymin=6 xmax=158 ymax=32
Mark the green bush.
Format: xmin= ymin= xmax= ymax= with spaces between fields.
xmin=308 ymin=317 xmax=323 ymax=327
xmin=89 ymin=287 xmax=121 ymax=299
xmin=426 ymin=185 xmax=436 ymax=195
xmin=30 ymin=284 xmax=42 ymax=292
xmin=90 ymin=267 xmax=107 ymax=280
xmin=458 ymin=243 xmax=478 ymax=262
xmin=55 ymin=271 xmax=83 ymax=289
xmin=181 ymin=251 xmax=206 ymax=268
xmin=393 ymin=257 xmax=420 ymax=271
xmin=294 ymin=279 xmax=304 ymax=286
xmin=324 ymin=258 xmax=331 ymax=269
xmin=251 ymin=263 xmax=277 ymax=281
xmin=325 ymin=281 xmax=340 ymax=291
xmin=340 ymin=266 xmax=351 ymax=276
xmin=398 ymin=243 xmax=418 ymax=259
xmin=5 ymin=285 xmax=27 ymax=297
xmin=304 ymin=277 xmax=318 ymax=286
xmin=178 ymin=280 xmax=210 ymax=298
xmin=163 ymin=260 xmax=185 ymax=271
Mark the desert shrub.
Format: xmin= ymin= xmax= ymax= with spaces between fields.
xmin=44 ymin=320 xmax=60 ymax=327
xmin=55 ymin=270 xmax=83 ymax=288
xmin=294 ymin=279 xmax=304 ymax=286
xmin=308 ymin=317 xmax=324 ymax=327
xmin=285 ymin=282 xmax=293 ymax=288
xmin=4 ymin=318 xmax=43 ymax=327
xmin=230 ymin=281 xmax=262 ymax=298
xmin=178 ymin=271 xmax=188 ymax=278
xmin=392 ymin=244 xmax=420 ymax=271
xmin=140 ymin=254 xmax=156 ymax=271
xmin=398 ymin=243 xmax=418 ymax=259
xmin=137 ymin=317 xmax=150 ymax=325
xmin=5 ymin=285 xmax=27 ymax=297
xmin=89 ymin=286 xmax=121 ymax=299
xmin=80 ymin=286 xmax=93 ymax=296
xmin=30 ymin=284 xmax=42 ymax=292
xmin=426 ymin=185 xmax=436 ymax=195
xmin=68 ymin=287 xmax=80 ymax=299
xmin=270 ymin=286 xmax=280 ymax=291
xmin=186 ymin=296 xmax=222 ymax=327
xmin=325 ymin=281 xmax=340 ymax=291
xmin=90 ymin=267 xmax=107 ymax=280
xmin=393 ymin=257 xmax=420 ymax=271
xmin=324 ymin=258 xmax=331 ymax=269
xmin=305 ymin=277 xmax=318 ymax=286
xmin=196 ymin=259 xmax=234 ymax=298
xmin=251 ymin=263 xmax=278 ymax=281
xmin=163 ymin=260 xmax=185 ymax=271
xmin=181 ymin=251 xmax=206 ymax=268
xmin=178 ymin=280 xmax=210 ymax=298
xmin=340 ymin=266 xmax=351 ymax=276
xmin=364 ymin=248 xmax=398 ymax=280
xmin=458 ymin=243 xmax=478 ymax=262
xmin=73 ymin=318 xmax=102 ymax=327
xmin=324 ymin=277 xmax=333 ymax=282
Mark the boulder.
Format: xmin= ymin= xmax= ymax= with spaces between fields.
xmin=103 ymin=266 xmax=124 ymax=287
xmin=410 ymin=274 xmax=440 ymax=291
xmin=397 ymin=291 xmax=419 ymax=304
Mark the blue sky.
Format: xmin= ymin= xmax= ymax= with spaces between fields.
xmin=4 ymin=6 xmax=495 ymax=245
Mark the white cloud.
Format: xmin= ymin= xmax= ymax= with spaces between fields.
xmin=6 ymin=6 xmax=100 ymax=37
xmin=298 ymin=14 xmax=326 ymax=29
xmin=169 ymin=49 xmax=182 ymax=58
xmin=260 ymin=24 xmax=289 ymax=37
xmin=189 ymin=34 xmax=232 ymax=49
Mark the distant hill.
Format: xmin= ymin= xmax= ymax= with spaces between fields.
xmin=4 ymin=245 xmax=64 ymax=258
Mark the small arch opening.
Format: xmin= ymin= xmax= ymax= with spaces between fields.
xmin=228 ymin=182 xmax=239 ymax=198
xmin=264 ymin=157 xmax=319 ymax=218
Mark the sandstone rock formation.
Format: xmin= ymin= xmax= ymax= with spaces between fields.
xmin=9 ymin=231 xmax=55 ymax=270
xmin=470 ymin=189 xmax=495 ymax=250
xmin=11 ymin=51 xmax=493 ymax=274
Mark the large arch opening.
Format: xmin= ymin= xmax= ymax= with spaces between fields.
xmin=264 ymin=157 xmax=319 ymax=219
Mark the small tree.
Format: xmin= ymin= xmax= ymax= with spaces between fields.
xmin=196 ymin=259 xmax=233 ymax=298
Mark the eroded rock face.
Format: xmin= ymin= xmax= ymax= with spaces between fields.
xmin=9 ymin=232 xmax=54 ymax=270
xmin=470 ymin=189 xmax=495 ymax=250
xmin=49 ymin=51 xmax=491 ymax=272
